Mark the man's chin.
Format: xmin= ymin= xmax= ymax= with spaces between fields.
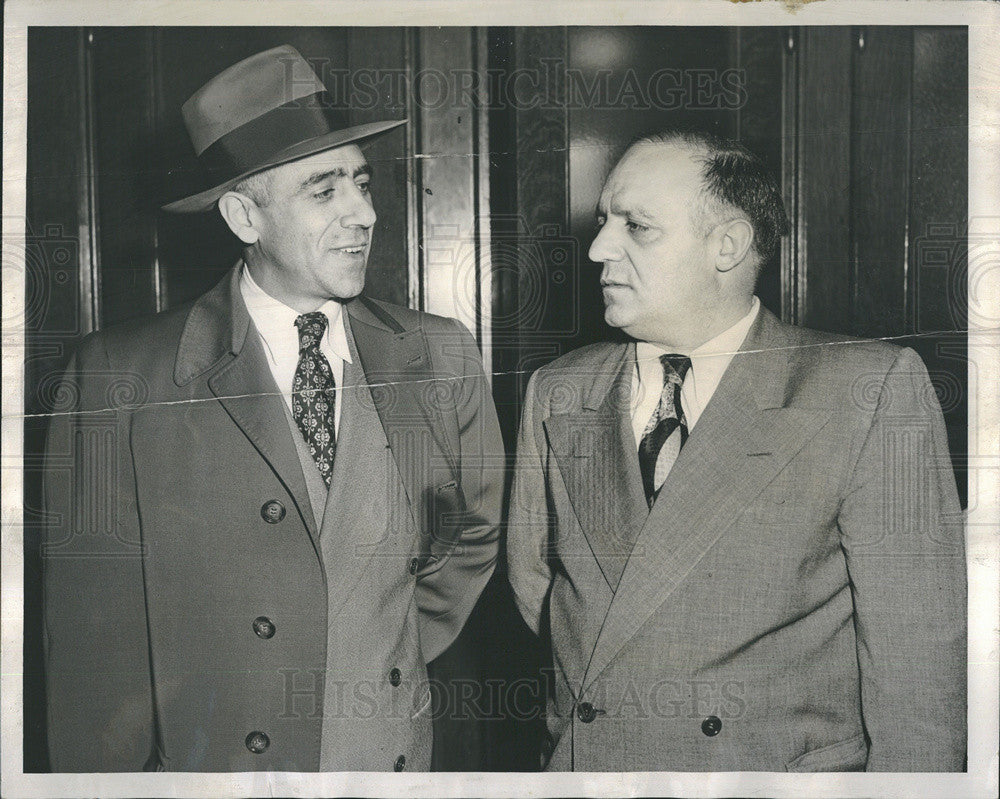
xmin=329 ymin=273 xmax=367 ymax=302
xmin=603 ymin=304 xmax=630 ymax=331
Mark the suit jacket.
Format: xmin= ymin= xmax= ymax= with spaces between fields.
xmin=42 ymin=266 xmax=504 ymax=771
xmin=507 ymin=306 xmax=966 ymax=772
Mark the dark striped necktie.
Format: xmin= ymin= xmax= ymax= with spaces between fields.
xmin=637 ymin=353 xmax=691 ymax=507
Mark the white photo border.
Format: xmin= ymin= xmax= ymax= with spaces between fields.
xmin=3 ymin=2 xmax=997 ymax=797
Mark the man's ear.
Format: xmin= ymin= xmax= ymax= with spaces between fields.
xmin=217 ymin=192 xmax=260 ymax=245
xmin=714 ymin=218 xmax=755 ymax=273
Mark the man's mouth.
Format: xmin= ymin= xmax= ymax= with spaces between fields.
xmin=334 ymin=243 xmax=367 ymax=255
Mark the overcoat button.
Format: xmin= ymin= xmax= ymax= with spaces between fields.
xmin=252 ymin=616 xmax=276 ymax=639
xmin=701 ymin=716 xmax=722 ymax=736
xmin=394 ymin=754 xmax=406 ymax=771
xmin=245 ymin=731 xmax=270 ymax=753
xmin=261 ymin=500 xmax=286 ymax=523
xmin=408 ymin=558 xmax=419 ymax=575
xmin=389 ymin=667 xmax=402 ymax=686
xmin=577 ymin=702 xmax=597 ymax=723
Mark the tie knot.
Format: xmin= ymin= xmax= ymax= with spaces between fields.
xmin=660 ymin=353 xmax=691 ymax=384
xmin=294 ymin=312 xmax=328 ymax=352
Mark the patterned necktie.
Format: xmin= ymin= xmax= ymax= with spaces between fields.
xmin=638 ymin=353 xmax=692 ymax=507
xmin=292 ymin=312 xmax=337 ymax=487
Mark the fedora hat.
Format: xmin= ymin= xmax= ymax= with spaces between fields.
xmin=162 ymin=45 xmax=406 ymax=213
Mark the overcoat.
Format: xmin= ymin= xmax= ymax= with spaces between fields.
xmin=42 ymin=266 xmax=504 ymax=772
xmin=507 ymin=306 xmax=966 ymax=771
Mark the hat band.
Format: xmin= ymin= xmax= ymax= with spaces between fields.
xmin=198 ymin=91 xmax=349 ymax=185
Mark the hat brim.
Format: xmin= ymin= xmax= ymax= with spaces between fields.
xmin=161 ymin=118 xmax=407 ymax=213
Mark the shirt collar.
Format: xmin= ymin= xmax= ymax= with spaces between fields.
xmin=635 ymin=296 xmax=759 ymax=384
xmin=689 ymin=296 xmax=760 ymax=359
xmin=239 ymin=263 xmax=352 ymax=364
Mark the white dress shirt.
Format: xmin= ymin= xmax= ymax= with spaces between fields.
xmin=630 ymin=296 xmax=760 ymax=447
xmin=239 ymin=264 xmax=353 ymax=436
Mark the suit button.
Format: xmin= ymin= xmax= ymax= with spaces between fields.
xmin=394 ymin=754 xmax=406 ymax=771
xmin=389 ymin=668 xmax=402 ymax=687
xmin=261 ymin=500 xmax=286 ymax=523
xmin=245 ymin=731 xmax=270 ymax=753
xmin=701 ymin=716 xmax=722 ymax=736
xmin=577 ymin=702 xmax=597 ymax=723
xmin=408 ymin=557 xmax=419 ymax=575
xmin=252 ymin=616 xmax=276 ymax=639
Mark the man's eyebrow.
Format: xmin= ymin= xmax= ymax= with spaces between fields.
xmin=599 ymin=201 xmax=657 ymax=222
xmin=296 ymin=163 xmax=373 ymax=193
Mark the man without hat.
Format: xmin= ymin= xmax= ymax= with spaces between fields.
xmin=507 ymin=131 xmax=966 ymax=771
xmin=42 ymin=45 xmax=504 ymax=772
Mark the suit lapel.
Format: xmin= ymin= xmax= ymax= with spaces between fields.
xmin=175 ymin=265 xmax=319 ymax=545
xmin=543 ymin=344 xmax=647 ymax=590
xmin=581 ymin=309 xmax=833 ymax=692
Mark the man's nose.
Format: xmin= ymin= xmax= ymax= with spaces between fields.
xmin=341 ymin=185 xmax=377 ymax=229
xmin=588 ymin=223 xmax=621 ymax=263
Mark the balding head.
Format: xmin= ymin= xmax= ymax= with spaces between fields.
xmin=629 ymin=130 xmax=789 ymax=271
xmin=589 ymin=131 xmax=786 ymax=349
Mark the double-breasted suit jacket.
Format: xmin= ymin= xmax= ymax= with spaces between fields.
xmin=42 ymin=266 xmax=504 ymax=772
xmin=507 ymin=306 xmax=966 ymax=772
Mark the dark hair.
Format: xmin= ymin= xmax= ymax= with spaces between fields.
xmin=631 ymin=130 xmax=790 ymax=266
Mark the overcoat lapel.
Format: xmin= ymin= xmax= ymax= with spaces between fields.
xmin=346 ymin=299 xmax=460 ymax=504
xmin=543 ymin=344 xmax=648 ymax=590
xmin=317 ymin=334 xmax=399 ymax=620
xmin=174 ymin=266 xmax=319 ymax=546
xmin=581 ymin=309 xmax=833 ymax=692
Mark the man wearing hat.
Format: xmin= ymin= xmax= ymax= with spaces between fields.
xmin=42 ymin=46 xmax=503 ymax=772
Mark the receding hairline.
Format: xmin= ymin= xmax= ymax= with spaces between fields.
xmin=596 ymin=140 xmax=723 ymax=223
xmin=632 ymin=138 xmax=745 ymax=224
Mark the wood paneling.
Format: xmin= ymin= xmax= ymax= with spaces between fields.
xmin=851 ymin=26 xmax=913 ymax=337
xmin=732 ymin=27 xmax=786 ymax=318
xmin=909 ymin=27 xmax=968 ymax=505
xmin=487 ymin=27 xmax=571 ymax=450
xmin=414 ymin=27 xmax=484 ymax=335
xmin=91 ymin=28 xmax=161 ymax=325
xmin=347 ymin=27 xmax=410 ymax=307
xmin=23 ymin=27 xmax=94 ymax=773
xmin=798 ymin=27 xmax=853 ymax=333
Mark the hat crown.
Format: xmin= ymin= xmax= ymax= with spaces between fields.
xmin=181 ymin=45 xmax=326 ymax=156
xmin=163 ymin=44 xmax=405 ymax=212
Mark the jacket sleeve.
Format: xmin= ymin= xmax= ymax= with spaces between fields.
xmin=837 ymin=346 xmax=966 ymax=771
xmin=505 ymin=371 xmax=554 ymax=636
xmin=42 ymin=334 xmax=157 ymax=771
xmin=414 ymin=319 xmax=504 ymax=663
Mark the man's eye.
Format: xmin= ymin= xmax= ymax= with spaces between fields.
xmin=626 ymin=220 xmax=648 ymax=233
xmin=357 ymin=181 xmax=371 ymax=194
xmin=314 ymin=187 xmax=334 ymax=200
